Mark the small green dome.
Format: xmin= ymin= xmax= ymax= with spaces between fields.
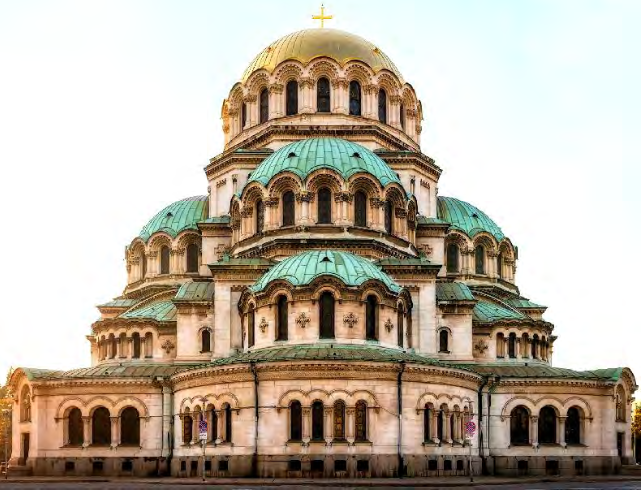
xmin=250 ymin=250 xmax=401 ymax=293
xmin=245 ymin=138 xmax=402 ymax=189
xmin=139 ymin=196 xmax=208 ymax=242
xmin=437 ymin=196 xmax=505 ymax=241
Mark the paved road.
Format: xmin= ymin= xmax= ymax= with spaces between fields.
xmin=0 ymin=482 xmax=639 ymax=490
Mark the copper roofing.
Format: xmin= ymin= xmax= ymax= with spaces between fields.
xmin=437 ymin=196 xmax=505 ymax=241
xmin=174 ymin=282 xmax=214 ymax=302
xmin=138 ymin=196 xmax=208 ymax=242
xmin=458 ymin=363 xmax=626 ymax=381
xmin=120 ymin=300 xmax=177 ymax=322
xmin=241 ymin=28 xmax=402 ymax=82
xmin=436 ymin=282 xmax=476 ymax=302
xmin=473 ymin=300 xmax=525 ymax=323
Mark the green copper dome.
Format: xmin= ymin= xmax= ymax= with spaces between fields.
xmin=250 ymin=250 xmax=401 ymax=293
xmin=245 ymin=138 xmax=402 ymax=189
xmin=437 ymin=196 xmax=505 ymax=241
xmin=139 ymin=196 xmax=208 ymax=242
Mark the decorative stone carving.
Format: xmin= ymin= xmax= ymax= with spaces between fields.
xmin=216 ymin=178 xmax=227 ymax=188
xmin=161 ymin=339 xmax=175 ymax=354
xmin=473 ymin=339 xmax=488 ymax=354
xmin=296 ymin=191 xmax=314 ymax=203
xmin=369 ymin=197 xmax=385 ymax=208
xmin=384 ymin=318 xmax=393 ymax=333
xmin=296 ymin=312 xmax=310 ymax=329
xmin=259 ymin=317 xmax=268 ymax=334
xmin=343 ymin=312 xmax=358 ymax=328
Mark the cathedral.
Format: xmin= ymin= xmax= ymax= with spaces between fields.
xmin=7 ymin=24 xmax=637 ymax=479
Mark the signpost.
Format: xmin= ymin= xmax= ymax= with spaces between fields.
xmin=465 ymin=420 xmax=476 ymax=482
xmin=199 ymin=419 xmax=208 ymax=482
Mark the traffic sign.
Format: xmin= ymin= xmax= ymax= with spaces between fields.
xmin=465 ymin=420 xmax=476 ymax=436
xmin=198 ymin=419 xmax=208 ymax=440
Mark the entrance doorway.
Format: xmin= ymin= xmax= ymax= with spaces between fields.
xmin=20 ymin=433 xmax=29 ymax=465
xmin=617 ymin=432 xmax=624 ymax=459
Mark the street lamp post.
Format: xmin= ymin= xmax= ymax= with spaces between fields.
xmin=2 ymin=409 xmax=9 ymax=480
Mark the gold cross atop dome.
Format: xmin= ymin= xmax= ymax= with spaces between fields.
xmin=312 ymin=4 xmax=333 ymax=28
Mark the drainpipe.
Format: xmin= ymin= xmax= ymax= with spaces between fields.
xmin=251 ymin=362 xmax=259 ymax=478
xmin=477 ymin=376 xmax=488 ymax=475
xmin=397 ymin=361 xmax=406 ymax=477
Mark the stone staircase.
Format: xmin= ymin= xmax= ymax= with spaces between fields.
xmin=620 ymin=464 xmax=641 ymax=476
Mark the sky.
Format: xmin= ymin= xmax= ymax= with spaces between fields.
xmin=0 ymin=0 xmax=640 ymax=392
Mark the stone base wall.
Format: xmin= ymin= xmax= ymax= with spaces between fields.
xmin=492 ymin=455 xmax=621 ymax=477
xmin=28 ymin=456 xmax=168 ymax=477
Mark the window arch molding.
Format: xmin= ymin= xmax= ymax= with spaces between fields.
xmin=437 ymin=327 xmax=452 ymax=353
xmin=198 ymin=326 xmax=213 ymax=353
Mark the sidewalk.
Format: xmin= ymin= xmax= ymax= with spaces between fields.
xmin=0 ymin=475 xmax=639 ymax=486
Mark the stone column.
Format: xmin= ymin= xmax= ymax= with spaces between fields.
xmin=432 ymin=412 xmax=440 ymax=443
xmin=333 ymin=79 xmax=348 ymax=114
xmin=127 ymin=338 xmax=133 ymax=360
xmin=216 ymin=410 xmax=224 ymax=444
xmin=302 ymin=408 xmax=311 ymax=444
xmin=389 ymin=95 xmax=401 ymax=129
xmin=269 ymin=84 xmax=283 ymax=119
xmin=346 ymin=407 xmax=355 ymax=444
xmin=264 ymin=198 xmax=279 ymax=230
xmin=297 ymin=191 xmax=314 ymax=225
xmin=525 ymin=338 xmax=532 ymax=359
xmin=244 ymin=95 xmax=257 ymax=128
xmin=558 ymin=416 xmax=567 ymax=447
xmin=516 ymin=339 xmax=522 ymax=360
xmin=300 ymin=78 xmax=314 ymax=113
xmin=530 ymin=416 xmax=539 ymax=447
xmin=324 ymin=407 xmax=333 ymax=444
xmin=82 ymin=416 xmax=91 ymax=447
xmin=110 ymin=416 xmax=119 ymax=448
xmin=444 ymin=411 xmax=452 ymax=444
xmin=453 ymin=412 xmax=460 ymax=442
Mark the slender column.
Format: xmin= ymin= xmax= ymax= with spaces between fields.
xmin=444 ymin=411 xmax=452 ymax=443
xmin=161 ymin=384 xmax=172 ymax=456
xmin=526 ymin=338 xmax=532 ymax=359
xmin=192 ymin=413 xmax=200 ymax=444
xmin=82 ymin=416 xmax=91 ymax=447
xmin=126 ymin=338 xmax=132 ymax=359
xmin=324 ymin=407 xmax=333 ymax=444
xmin=346 ymin=407 xmax=355 ymax=443
xmin=300 ymin=78 xmax=314 ymax=113
xmin=516 ymin=339 xmax=522 ymax=360
xmin=432 ymin=412 xmax=440 ymax=443
xmin=110 ymin=416 xmax=119 ymax=448
xmin=116 ymin=338 xmax=122 ymax=358
xmin=453 ymin=412 xmax=460 ymax=442
xmin=302 ymin=408 xmax=311 ymax=444
xmin=216 ymin=410 xmax=224 ymax=444
xmin=558 ymin=416 xmax=567 ymax=447
xmin=530 ymin=416 xmax=539 ymax=447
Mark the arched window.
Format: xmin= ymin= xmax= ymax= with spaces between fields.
xmin=282 ymin=190 xmax=295 ymax=226
xmin=384 ymin=200 xmax=393 ymax=234
xmin=333 ymin=400 xmax=346 ymax=440
xmin=365 ymin=295 xmax=378 ymax=341
xmin=241 ymin=102 xmax=247 ymax=128
xmin=247 ymin=306 xmax=255 ymax=348
xmin=538 ymin=406 xmax=557 ymax=444
xmin=141 ymin=253 xmax=147 ymax=279
xmin=317 ymin=77 xmax=330 ymax=113
xmin=201 ymin=329 xmax=211 ymax=353
xmin=354 ymin=191 xmax=367 ymax=227
xmin=311 ymin=401 xmax=324 ymax=441
xmin=439 ymin=330 xmax=449 ymax=353
xmin=108 ymin=334 xmax=116 ymax=359
xmin=208 ymin=405 xmax=218 ymax=442
xmin=290 ymin=401 xmax=302 ymax=441
xmin=224 ymin=404 xmax=232 ymax=443
xmin=319 ymin=291 xmax=335 ymax=339
xmin=317 ymin=187 xmax=332 ymax=224
xmin=497 ymin=253 xmax=504 ymax=279
xmin=132 ymin=332 xmax=141 ymax=359
xmin=355 ymin=400 xmax=367 ymax=441
xmin=446 ymin=243 xmax=459 ymax=273
xmin=400 ymin=102 xmax=405 ymax=130
xmin=565 ymin=407 xmax=581 ymax=445
xmin=144 ymin=332 xmax=153 ymax=358
xmin=510 ymin=406 xmax=530 ymax=445
xmin=68 ymin=407 xmax=83 ymax=446
xmin=397 ymin=305 xmax=404 ymax=347
xmin=437 ymin=406 xmax=445 ymax=441
xmin=259 ymin=88 xmax=269 ymax=124
xmin=276 ymin=295 xmax=288 ymax=341
xmin=120 ymin=407 xmax=140 ymax=446
xmin=378 ymin=89 xmax=387 ymax=123
xmin=92 ymin=407 xmax=111 ymax=446
xmin=182 ymin=409 xmax=193 ymax=444
xmin=475 ymin=245 xmax=485 ymax=274
xmin=186 ymin=243 xmax=199 ymax=273
xmin=255 ymin=199 xmax=264 ymax=234
xmin=423 ymin=403 xmax=432 ymax=442
xmin=508 ymin=333 xmax=516 ymax=359
xmin=496 ymin=333 xmax=505 ymax=358
xmin=531 ymin=334 xmax=539 ymax=359
xmin=616 ymin=385 xmax=626 ymax=421
xmin=160 ymin=245 xmax=170 ymax=274
xmin=349 ymin=81 xmax=361 ymax=116
xmin=286 ymin=80 xmax=298 ymax=116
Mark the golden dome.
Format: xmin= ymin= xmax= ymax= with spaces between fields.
xmin=241 ymin=28 xmax=402 ymax=82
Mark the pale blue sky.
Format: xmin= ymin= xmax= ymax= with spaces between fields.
xmin=0 ymin=0 xmax=639 ymax=390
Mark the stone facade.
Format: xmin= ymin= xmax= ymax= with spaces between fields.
xmin=6 ymin=26 xmax=637 ymax=479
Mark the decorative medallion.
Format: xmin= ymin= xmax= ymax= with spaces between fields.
xmin=259 ymin=317 xmax=268 ymax=334
xmin=296 ymin=312 xmax=310 ymax=329
xmin=473 ymin=339 xmax=488 ymax=354
xmin=384 ymin=318 xmax=393 ymax=333
xmin=343 ymin=312 xmax=358 ymax=328
xmin=161 ymin=339 xmax=175 ymax=354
